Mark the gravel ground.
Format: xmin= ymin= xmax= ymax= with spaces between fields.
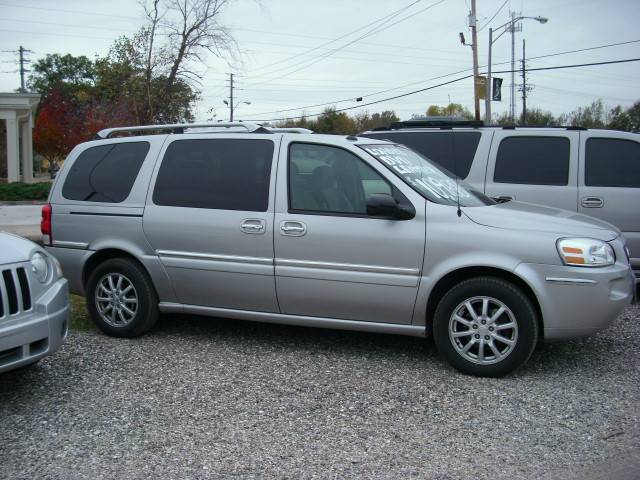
xmin=1 ymin=305 xmax=639 ymax=480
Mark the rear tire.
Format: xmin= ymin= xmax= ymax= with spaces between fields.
xmin=432 ymin=277 xmax=538 ymax=377
xmin=86 ymin=258 xmax=158 ymax=338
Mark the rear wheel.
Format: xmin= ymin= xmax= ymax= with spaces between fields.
xmin=433 ymin=277 xmax=538 ymax=377
xmin=86 ymin=258 xmax=158 ymax=337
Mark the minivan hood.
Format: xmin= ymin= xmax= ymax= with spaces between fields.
xmin=0 ymin=232 xmax=34 ymax=265
xmin=463 ymin=201 xmax=620 ymax=241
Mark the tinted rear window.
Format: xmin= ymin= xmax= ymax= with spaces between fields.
xmin=585 ymin=138 xmax=640 ymax=188
xmin=360 ymin=131 xmax=480 ymax=178
xmin=153 ymin=139 xmax=274 ymax=211
xmin=494 ymin=136 xmax=570 ymax=185
xmin=62 ymin=142 xmax=149 ymax=202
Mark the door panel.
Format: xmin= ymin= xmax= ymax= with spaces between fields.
xmin=273 ymin=140 xmax=426 ymax=325
xmin=485 ymin=131 xmax=579 ymax=212
xmin=142 ymin=135 xmax=279 ymax=311
xmin=578 ymin=134 xmax=640 ymax=268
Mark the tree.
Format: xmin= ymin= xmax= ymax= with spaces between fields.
xmin=27 ymin=54 xmax=96 ymax=99
xmin=608 ymin=101 xmax=640 ymax=132
xmin=519 ymin=108 xmax=558 ymax=126
xmin=558 ymin=99 xmax=608 ymax=128
xmin=353 ymin=110 xmax=400 ymax=131
xmin=423 ymin=103 xmax=473 ymax=119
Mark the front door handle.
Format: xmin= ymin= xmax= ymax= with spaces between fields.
xmin=581 ymin=197 xmax=604 ymax=208
xmin=280 ymin=221 xmax=307 ymax=236
xmin=240 ymin=219 xmax=266 ymax=234
xmin=493 ymin=195 xmax=514 ymax=203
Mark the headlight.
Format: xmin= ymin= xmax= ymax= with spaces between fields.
xmin=557 ymin=238 xmax=615 ymax=267
xmin=30 ymin=251 xmax=50 ymax=283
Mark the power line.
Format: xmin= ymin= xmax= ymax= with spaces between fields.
xmin=246 ymin=57 xmax=640 ymax=122
xmin=244 ymin=0 xmax=447 ymax=85
xmin=478 ymin=0 xmax=509 ymax=32
xmin=0 ymin=2 xmax=137 ymax=20
xmin=244 ymin=0 xmax=426 ymax=77
xmin=244 ymin=38 xmax=640 ymax=117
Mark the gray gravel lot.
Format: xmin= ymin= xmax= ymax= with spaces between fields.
xmin=1 ymin=305 xmax=639 ymax=480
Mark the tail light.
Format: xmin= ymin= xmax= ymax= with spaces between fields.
xmin=41 ymin=203 xmax=52 ymax=245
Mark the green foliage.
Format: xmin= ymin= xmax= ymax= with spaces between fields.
xmin=608 ymin=101 xmax=640 ymax=132
xmin=424 ymin=103 xmax=474 ymax=119
xmin=0 ymin=182 xmax=51 ymax=201
xmin=558 ymin=99 xmax=608 ymax=128
xmin=27 ymin=54 xmax=96 ymax=99
xmin=276 ymin=108 xmax=400 ymax=134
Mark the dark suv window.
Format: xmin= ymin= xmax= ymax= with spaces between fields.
xmin=153 ymin=139 xmax=274 ymax=211
xmin=494 ymin=136 xmax=570 ymax=185
xmin=360 ymin=131 xmax=480 ymax=178
xmin=585 ymin=138 xmax=640 ymax=188
xmin=62 ymin=142 xmax=150 ymax=202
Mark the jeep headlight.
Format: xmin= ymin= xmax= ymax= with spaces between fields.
xmin=30 ymin=251 xmax=50 ymax=283
xmin=557 ymin=238 xmax=615 ymax=267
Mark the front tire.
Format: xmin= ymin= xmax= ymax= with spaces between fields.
xmin=433 ymin=277 xmax=538 ymax=377
xmin=86 ymin=258 xmax=158 ymax=338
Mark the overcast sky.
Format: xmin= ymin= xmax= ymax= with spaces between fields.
xmin=1 ymin=0 xmax=639 ymax=122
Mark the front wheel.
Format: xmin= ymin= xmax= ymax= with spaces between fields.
xmin=433 ymin=277 xmax=538 ymax=377
xmin=86 ymin=258 xmax=158 ymax=338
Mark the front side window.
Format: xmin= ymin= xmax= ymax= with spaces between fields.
xmin=62 ymin=142 xmax=150 ymax=202
xmin=494 ymin=136 xmax=570 ymax=186
xmin=153 ymin=139 xmax=274 ymax=211
xmin=360 ymin=143 xmax=493 ymax=207
xmin=585 ymin=138 xmax=640 ymax=188
xmin=289 ymin=143 xmax=393 ymax=215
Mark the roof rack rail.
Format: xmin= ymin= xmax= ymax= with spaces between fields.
xmin=387 ymin=119 xmax=485 ymax=130
xmin=266 ymin=127 xmax=314 ymax=133
xmin=96 ymin=122 xmax=271 ymax=139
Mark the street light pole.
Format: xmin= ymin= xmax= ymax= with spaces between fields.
xmin=485 ymin=15 xmax=548 ymax=125
xmin=485 ymin=28 xmax=493 ymax=124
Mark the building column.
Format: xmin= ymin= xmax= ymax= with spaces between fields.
xmin=5 ymin=114 xmax=19 ymax=183
xmin=21 ymin=114 xmax=34 ymax=183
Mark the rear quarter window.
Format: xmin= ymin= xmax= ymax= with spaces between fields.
xmin=494 ymin=136 xmax=570 ymax=186
xmin=360 ymin=131 xmax=480 ymax=179
xmin=62 ymin=142 xmax=150 ymax=202
xmin=585 ymin=137 xmax=640 ymax=188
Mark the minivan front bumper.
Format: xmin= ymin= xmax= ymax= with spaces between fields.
xmin=0 ymin=278 xmax=69 ymax=373
xmin=515 ymin=262 xmax=634 ymax=341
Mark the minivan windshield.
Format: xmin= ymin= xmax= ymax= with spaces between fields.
xmin=359 ymin=144 xmax=495 ymax=207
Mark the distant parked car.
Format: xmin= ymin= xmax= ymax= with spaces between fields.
xmin=44 ymin=122 xmax=634 ymax=377
xmin=361 ymin=120 xmax=640 ymax=286
xmin=0 ymin=232 xmax=69 ymax=373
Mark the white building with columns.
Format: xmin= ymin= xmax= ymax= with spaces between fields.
xmin=0 ymin=92 xmax=40 ymax=183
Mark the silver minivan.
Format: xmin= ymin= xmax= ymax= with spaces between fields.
xmin=44 ymin=123 xmax=634 ymax=377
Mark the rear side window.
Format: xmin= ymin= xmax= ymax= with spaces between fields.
xmin=494 ymin=136 xmax=570 ymax=185
xmin=153 ymin=139 xmax=274 ymax=211
xmin=62 ymin=142 xmax=149 ymax=202
xmin=360 ymin=131 xmax=480 ymax=178
xmin=585 ymin=138 xmax=640 ymax=188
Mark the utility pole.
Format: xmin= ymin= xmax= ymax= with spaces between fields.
xmin=521 ymin=39 xmax=526 ymax=124
xmin=18 ymin=46 xmax=31 ymax=93
xmin=470 ymin=0 xmax=480 ymax=121
xmin=485 ymin=27 xmax=493 ymax=124
xmin=228 ymin=72 xmax=234 ymax=121
xmin=508 ymin=12 xmax=521 ymax=122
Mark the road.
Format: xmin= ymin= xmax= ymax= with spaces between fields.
xmin=0 ymin=204 xmax=42 ymax=241
xmin=1 ymin=304 xmax=638 ymax=479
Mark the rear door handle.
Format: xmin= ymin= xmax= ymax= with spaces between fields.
xmin=280 ymin=221 xmax=307 ymax=236
xmin=581 ymin=197 xmax=604 ymax=208
xmin=240 ymin=219 xmax=266 ymax=234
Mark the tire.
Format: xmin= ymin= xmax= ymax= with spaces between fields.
xmin=432 ymin=277 xmax=538 ymax=377
xmin=86 ymin=258 xmax=158 ymax=338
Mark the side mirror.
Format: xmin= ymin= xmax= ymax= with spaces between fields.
xmin=366 ymin=193 xmax=414 ymax=220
